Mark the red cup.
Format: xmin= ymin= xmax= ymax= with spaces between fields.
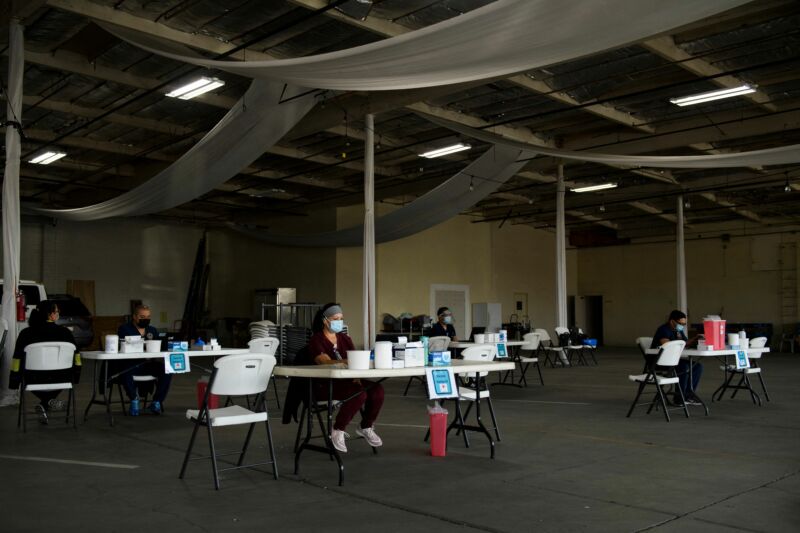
xmin=429 ymin=411 xmax=448 ymax=457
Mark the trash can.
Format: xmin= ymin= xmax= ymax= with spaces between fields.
xmin=428 ymin=404 xmax=448 ymax=457
xmin=196 ymin=376 xmax=220 ymax=410
xmin=703 ymin=317 xmax=726 ymax=350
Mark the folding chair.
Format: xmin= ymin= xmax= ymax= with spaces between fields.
xmin=534 ymin=328 xmax=564 ymax=367
xmin=713 ymin=336 xmax=770 ymax=405
xmin=515 ymin=332 xmax=544 ymax=386
xmin=17 ymin=342 xmax=77 ymax=432
xmin=179 ymin=353 xmax=278 ymax=490
xmin=555 ymin=327 xmax=586 ymax=366
xmin=403 ymin=336 xmax=449 ymax=396
xmin=626 ymin=340 xmax=688 ymax=422
xmin=455 ymin=345 xmax=501 ymax=442
xmin=248 ymin=337 xmax=282 ymax=409
xmin=579 ymin=327 xmax=598 ymax=364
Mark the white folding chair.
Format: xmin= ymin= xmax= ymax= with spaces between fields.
xmin=535 ymin=328 xmax=564 ymax=367
xmin=713 ymin=336 xmax=770 ymax=405
xmin=579 ymin=327 xmax=598 ymax=365
xmin=456 ymin=344 xmax=501 ymax=442
xmin=17 ymin=341 xmax=77 ymax=432
xmin=778 ymin=332 xmax=795 ymax=353
xmin=404 ymin=336 xmax=450 ymax=396
xmin=626 ymin=340 xmax=688 ymax=422
xmin=515 ymin=332 xmax=544 ymax=386
xmin=180 ymin=353 xmax=278 ymax=490
xmin=248 ymin=337 xmax=282 ymax=408
xmin=555 ymin=327 xmax=586 ymax=366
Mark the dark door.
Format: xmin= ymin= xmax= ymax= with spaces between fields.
xmin=584 ymin=296 xmax=604 ymax=345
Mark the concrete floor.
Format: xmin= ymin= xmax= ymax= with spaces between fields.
xmin=2 ymin=348 xmax=799 ymax=532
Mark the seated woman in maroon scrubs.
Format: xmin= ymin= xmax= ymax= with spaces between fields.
xmin=308 ymin=303 xmax=384 ymax=453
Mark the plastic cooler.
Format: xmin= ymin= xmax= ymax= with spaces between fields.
xmin=196 ymin=376 xmax=220 ymax=409
xmin=703 ymin=319 xmax=726 ymax=350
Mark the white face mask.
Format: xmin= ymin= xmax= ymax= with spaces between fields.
xmin=328 ymin=319 xmax=344 ymax=333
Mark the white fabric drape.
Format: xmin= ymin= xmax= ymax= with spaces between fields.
xmin=31 ymin=80 xmax=316 ymax=220
xmin=422 ymin=113 xmax=800 ymax=168
xmin=231 ymin=145 xmax=525 ymax=247
xmin=102 ymin=0 xmax=747 ymax=91
xmin=363 ymin=114 xmax=376 ymax=349
xmin=1 ymin=21 xmax=24 ymax=406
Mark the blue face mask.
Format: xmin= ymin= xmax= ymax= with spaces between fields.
xmin=328 ymin=319 xmax=344 ymax=333
xmin=443 ymin=316 xmax=453 ymax=325
xmin=676 ymin=324 xmax=685 ymax=333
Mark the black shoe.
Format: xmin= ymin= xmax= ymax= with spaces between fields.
xmin=670 ymin=396 xmax=685 ymax=407
xmin=684 ymin=397 xmax=702 ymax=406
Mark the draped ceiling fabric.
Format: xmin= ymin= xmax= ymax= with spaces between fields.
xmin=31 ymin=80 xmax=316 ymax=221
xmin=422 ymin=114 xmax=800 ymax=168
xmin=231 ymin=145 xmax=526 ymax=247
xmin=1 ymin=21 xmax=24 ymax=406
xmin=101 ymin=0 xmax=748 ymax=91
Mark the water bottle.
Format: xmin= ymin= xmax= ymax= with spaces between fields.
xmin=421 ymin=336 xmax=429 ymax=366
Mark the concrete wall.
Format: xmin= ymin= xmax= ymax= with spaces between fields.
xmin=576 ymin=233 xmax=798 ymax=345
xmin=336 ymin=204 xmax=567 ymax=346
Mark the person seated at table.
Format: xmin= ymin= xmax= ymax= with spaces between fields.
xmin=309 ymin=302 xmax=385 ymax=453
xmin=116 ymin=304 xmax=171 ymax=416
xmin=9 ymin=300 xmax=81 ymax=424
xmin=649 ymin=310 xmax=703 ymax=406
xmin=430 ymin=307 xmax=458 ymax=341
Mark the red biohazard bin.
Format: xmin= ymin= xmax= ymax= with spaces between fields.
xmin=429 ymin=408 xmax=448 ymax=457
xmin=196 ymin=377 xmax=220 ymax=409
xmin=703 ymin=319 xmax=726 ymax=350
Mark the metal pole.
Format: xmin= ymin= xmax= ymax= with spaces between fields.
xmin=677 ymin=195 xmax=688 ymax=314
xmin=362 ymin=114 xmax=376 ymax=349
xmin=556 ymin=163 xmax=568 ymax=328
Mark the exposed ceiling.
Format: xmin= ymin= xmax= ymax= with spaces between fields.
xmin=2 ymin=0 xmax=800 ymax=244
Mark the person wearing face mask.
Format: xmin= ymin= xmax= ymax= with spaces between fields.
xmin=9 ymin=300 xmax=81 ymax=424
xmin=431 ymin=307 xmax=458 ymax=341
xmin=308 ymin=302 xmax=385 ymax=453
xmin=116 ymin=304 xmax=171 ymax=415
xmin=649 ymin=310 xmax=703 ymax=406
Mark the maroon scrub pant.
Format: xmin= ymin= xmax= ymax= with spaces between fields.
xmin=315 ymin=379 xmax=384 ymax=431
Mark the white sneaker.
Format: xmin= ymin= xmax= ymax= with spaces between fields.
xmin=35 ymin=404 xmax=49 ymax=425
xmin=356 ymin=426 xmax=383 ymax=447
xmin=330 ymin=429 xmax=348 ymax=453
xmin=47 ymin=398 xmax=67 ymax=411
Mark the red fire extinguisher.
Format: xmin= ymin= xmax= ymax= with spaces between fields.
xmin=16 ymin=289 xmax=26 ymax=322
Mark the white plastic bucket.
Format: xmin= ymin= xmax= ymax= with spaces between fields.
xmin=104 ymin=334 xmax=119 ymax=353
xmin=374 ymin=341 xmax=393 ymax=369
xmin=145 ymin=340 xmax=162 ymax=353
xmin=347 ymin=350 xmax=371 ymax=370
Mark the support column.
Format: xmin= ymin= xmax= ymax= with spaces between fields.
xmin=362 ymin=113 xmax=376 ymax=349
xmin=556 ymin=164 xmax=568 ymax=328
xmin=0 ymin=20 xmax=24 ymax=406
xmin=676 ymin=195 xmax=688 ymax=314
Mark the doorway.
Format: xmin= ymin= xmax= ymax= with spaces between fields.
xmin=583 ymin=295 xmax=604 ymax=345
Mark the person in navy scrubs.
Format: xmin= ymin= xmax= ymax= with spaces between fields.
xmin=430 ymin=307 xmax=457 ymax=341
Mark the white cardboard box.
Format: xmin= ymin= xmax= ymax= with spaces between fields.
xmin=397 ymin=347 xmax=425 ymax=367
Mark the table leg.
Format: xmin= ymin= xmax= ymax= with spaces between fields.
xmin=687 ymin=357 xmax=709 ymax=416
xmin=83 ymin=360 xmax=99 ymax=422
xmin=473 ymin=372 xmax=496 ymax=459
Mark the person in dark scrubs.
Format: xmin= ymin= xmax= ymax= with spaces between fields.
xmin=116 ymin=304 xmax=171 ymax=415
xmin=430 ymin=307 xmax=457 ymax=341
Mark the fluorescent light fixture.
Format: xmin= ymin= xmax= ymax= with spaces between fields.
xmin=29 ymin=151 xmax=67 ymax=165
xmin=669 ymin=84 xmax=756 ymax=106
xmin=166 ymin=77 xmax=225 ymax=100
xmin=419 ymin=143 xmax=471 ymax=158
xmin=570 ymin=183 xmax=618 ymax=193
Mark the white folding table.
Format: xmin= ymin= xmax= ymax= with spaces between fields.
xmin=274 ymin=359 xmax=515 ymax=486
xmin=81 ymin=348 xmax=248 ymax=425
